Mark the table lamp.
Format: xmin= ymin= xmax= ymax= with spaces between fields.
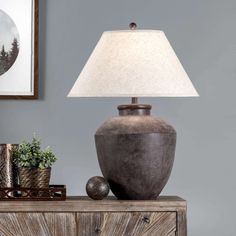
xmin=68 ymin=23 xmax=198 ymax=200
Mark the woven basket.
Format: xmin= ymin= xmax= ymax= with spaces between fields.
xmin=19 ymin=167 xmax=51 ymax=188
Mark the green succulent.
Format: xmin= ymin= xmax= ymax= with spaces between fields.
xmin=13 ymin=135 xmax=57 ymax=169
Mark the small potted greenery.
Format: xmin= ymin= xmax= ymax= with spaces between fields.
xmin=13 ymin=136 xmax=57 ymax=188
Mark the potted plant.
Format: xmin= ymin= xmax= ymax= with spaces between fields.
xmin=13 ymin=136 xmax=57 ymax=188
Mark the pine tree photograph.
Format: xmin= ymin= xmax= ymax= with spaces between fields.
xmin=0 ymin=9 xmax=20 ymax=77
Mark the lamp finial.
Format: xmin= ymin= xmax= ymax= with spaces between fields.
xmin=129 ymin=22 xmax=137 ymax=30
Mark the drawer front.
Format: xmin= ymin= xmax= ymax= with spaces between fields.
xmin=0 ymin=213 xmax=76 ymax=236
xmin=77 ymin=212 xmax=177 ymax=236
xmin=0 ymin=212 xmax=177 ymax=236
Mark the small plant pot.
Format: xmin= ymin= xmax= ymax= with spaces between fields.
xmin=19 ymin=167 xmax=51 ymax=188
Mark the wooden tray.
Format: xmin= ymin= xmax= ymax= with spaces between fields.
xmin=0 ymin=185 xmax=66 ymax=201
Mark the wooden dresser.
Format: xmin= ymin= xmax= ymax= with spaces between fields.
xmin=0 ymin=196 xmax=187 ymax=236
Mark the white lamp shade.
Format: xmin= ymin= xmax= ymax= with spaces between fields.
xmin=68 ymin=30 xmax=199 ymax=97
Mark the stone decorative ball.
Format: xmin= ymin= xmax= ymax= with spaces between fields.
xmin=86 ymin=176 xmax=110 ymax=200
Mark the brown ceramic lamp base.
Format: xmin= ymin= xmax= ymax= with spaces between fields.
xmin=95 ymin=104 xmax=176 ymax=200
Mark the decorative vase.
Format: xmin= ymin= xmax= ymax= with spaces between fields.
xmin=0 ymin=144 xmax=18 ymax=188
xmin=95 ymin=104 xmax=176 ymax=200
xmin=18 ymin=167 xmax=51 ymax=188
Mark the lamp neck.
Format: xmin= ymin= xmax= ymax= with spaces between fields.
xmin=118 ymin=104 xmax=152 ymax=116
xmin=131 ymin=97 xmax=138 ymax=104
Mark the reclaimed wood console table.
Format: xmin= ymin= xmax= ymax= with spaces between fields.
xmin=0 ymin=196 xmax=187 ymax=236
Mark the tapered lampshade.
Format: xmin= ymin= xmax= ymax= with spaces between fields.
xmin=68 ymin=29 xmax=198 ymax=97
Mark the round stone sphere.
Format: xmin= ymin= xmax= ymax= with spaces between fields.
xmin=86 ymin=176 xmax=110 ymax=200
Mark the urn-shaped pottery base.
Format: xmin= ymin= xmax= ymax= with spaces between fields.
xmin=95 ymin=104 xmax=176 ymax=200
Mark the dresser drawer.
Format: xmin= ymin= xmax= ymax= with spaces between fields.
xmin=77 ymin=212 xmax=177 ymax=236
xmin=0 ymin=213 xmax=76 ymax=236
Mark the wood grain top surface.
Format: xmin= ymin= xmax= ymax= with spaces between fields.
xmin=0 ymin=196 xmax=186 ymax=212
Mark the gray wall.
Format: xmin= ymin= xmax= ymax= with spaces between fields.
xmin=0 ymin=0 xmax=235 ymax=235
